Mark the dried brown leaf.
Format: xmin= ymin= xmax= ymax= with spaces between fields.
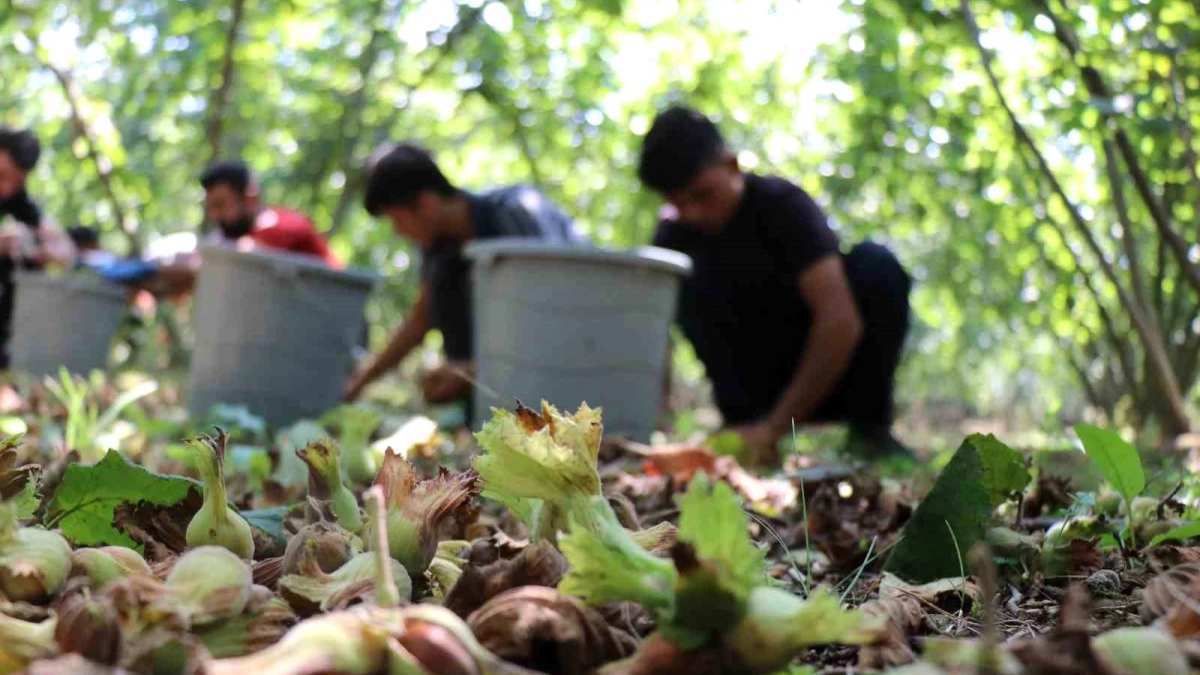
xmin=112 ymin=488 xmax=203 ymax=560
xmin=467 ymin=586 xmax=636 ymax=675
xmin=857 ymin=594 xmax=923 ymax=668
xmin=1011 ymin=585 xmax=1120 ymax=675
xmin=444 ymin=541 xmax=568 ymax=618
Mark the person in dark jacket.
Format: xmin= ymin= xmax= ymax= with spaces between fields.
xmin=638 ymin=106 xmax=912 ymax=463
xmin=344 ymin=142 xmax=580 ymax=405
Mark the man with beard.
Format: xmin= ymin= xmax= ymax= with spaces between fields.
xmin=142 ymin=161 xmax=338 ymax=297
xmin=199 ymin=160 xmax=337 ymax=266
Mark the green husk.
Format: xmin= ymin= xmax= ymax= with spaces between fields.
xmin=72 ymin=546 xmax=153 ymax=589
xmin=322 ymin=405 xmax=383 ymax=485
xmin=0 ymin=500 xmax=72 ymax=602
xmin=725 ymin=586 xmax=881 ymax=672
xmin=0 ymin=612 xmax=57 ymax=674
xmin=297 ymin=440 xmax=363 ymax=534
xmin=559 ymin=468 xmax=877 ymax=667
xmin=558 ymin=496 xmax=677 ymax=617
xmin=164 ymin=545 xmax=253 ymax=625
xmin=370 ymin=449 xmax=478 ymax=577
xmin=185 ymin=431 xmax=255 ymax=559
xmin=474 ymin=401 xmax=602 ymax=540
xmin=279 ymin=487 xmax=412 ymax=614
xmin=204 ymin=606 xmax=398 ymax=675
xmin=1093 ymin=627 xmax=1189 ymax=675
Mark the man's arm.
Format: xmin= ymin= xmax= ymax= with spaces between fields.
xmin=344 ymin=283 xmax=432 ymax=401
xmin=763 ymin=255 xmax=863 ymax=434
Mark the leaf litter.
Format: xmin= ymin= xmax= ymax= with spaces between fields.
xmin=0 ymin=382 xmax=1198 ymax=674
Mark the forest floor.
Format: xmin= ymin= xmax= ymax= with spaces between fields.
xmin=1 ymin=372 xmax=1198 ymax=674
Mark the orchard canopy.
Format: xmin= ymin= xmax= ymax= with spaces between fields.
xmin=3 ymin=0 xmax=1199 ymax=437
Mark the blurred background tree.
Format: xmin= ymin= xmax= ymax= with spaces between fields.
xmin=1 ymin=0 xmax=1196 ymax=439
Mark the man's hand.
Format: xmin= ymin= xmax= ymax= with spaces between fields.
xmin=729 ymin=419 xmax=785 ymax=468
xmin=0 ymin=230 xmax=24 ymax=258
xmin=420 ymin=361 xmax=474 ymax=404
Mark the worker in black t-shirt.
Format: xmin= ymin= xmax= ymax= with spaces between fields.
xmin=639 ymin=107 xmax=912 ymax=463
xmin=344 ymin=142 xmax=581 ymax=405
xmin=0 ymin=128 xmax=52 ymax=368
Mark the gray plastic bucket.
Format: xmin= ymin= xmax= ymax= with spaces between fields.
xmin=9 ymin=271 xmax=128 ymax=377
xmin=187 ymin=245 xmax=377 ymax=427
xmin=465 ymin=240 xmax=692 ymax=440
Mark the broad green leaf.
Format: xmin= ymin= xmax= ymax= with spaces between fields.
xmin=970 ymin=434 xmax=1031 ymax=506
xmin=13 ymin=476 xmax=39 ymax=520
xmin=885 ymin=436 xmax=995 ymax=583
xmin=44 ymin=449 xmax=199 ymax=549
xmin=676 ymin=473 xmax=768 ymax=595
xmin=240 ymin=505 xmax=292 ymax=548
xmin=1074 ymin=424 xmax=1144 ymax=504
xmin=1149 ymin=521 xmax=1200 ymax=549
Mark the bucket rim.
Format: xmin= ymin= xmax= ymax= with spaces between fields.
xmin=463 ymin=239 xmax=692 ymax=275
xmin=199 ymin=244 xmax=378 ymax=288
xmin=14 ymin=270 xmax=128 ymax=300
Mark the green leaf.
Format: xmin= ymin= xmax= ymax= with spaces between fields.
xmin=1148 ymin=521 xmax=1200 ymax=549
xmin=885 ymin=436 xmax=999 ymax=583
xmin=13 ymin=476 xmax=39 ymax=520
xmin=240 ymin=505 xmax=292 ymax=548
xmin=558 ymin=495 xmax=677 ymax=614
xmin=970 ymin=434 xmax=1031 ymax=506
xmin=1074 ymin=424 xmax=1144 ymax=504
xmin=676 ymin=473 xmax=768 ymax=595
xmin=44 ymin=449 xmax=199 ymax=549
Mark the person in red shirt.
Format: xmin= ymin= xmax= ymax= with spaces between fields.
xmin=141 ymin=161 xmax=338 ymax=298
xmin=199 ymin=160 xmax=338 ymax=266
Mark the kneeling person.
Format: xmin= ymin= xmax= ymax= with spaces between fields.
xmin=639 ymin=107 xmax=912 ymax=462
xmin=345 ymin=143 xmax=581 ymax=405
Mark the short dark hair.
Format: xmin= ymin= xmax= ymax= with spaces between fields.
xmin=200 ymin=160 xmax=252 ymax=194
xmin=637 ymin=106 xmax=728 ymax=194
xmin=0 ymin=127 xmax=41 ymax=172
xmin=67 ymin=226 xmax=100 ymax=249
xmin=362 ymin=142 xmax=458 ymax=216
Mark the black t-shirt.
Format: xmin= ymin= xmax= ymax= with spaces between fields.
xmin=0 ymin=188 xmax=42 ymax=280
xmin=0 ymin=189 xmax=41 ymax=230
xmin=0 ymin=189 xmax=42 ymax=361
xmin=653 ymin=174 xmax=840 ymax=424
xmin=421 ymin=185 xmax=580 ymax=360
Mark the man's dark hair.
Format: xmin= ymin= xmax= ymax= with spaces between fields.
xmin=637 ymin=106 xmax=728 ymax=194
xmin=67 ymin=226 xmax=100 ymax=250
xmin=0 ymin=127 xmax=41 ymax=172
xmin=363 ymin=142 xmax=458 ymax=216
xmin=200 ymin=160 xmax=252 ymax=194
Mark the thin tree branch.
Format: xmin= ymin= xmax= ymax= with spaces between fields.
xmin=40 ymin=57 xmax=140 ymax=256
xmin=205 ymin=0 xmax=247 ymax=163
xmin=1035 ymin=0 xmax=1200 ymax=299
xmin=1028 ymin=190 xmax=1141 ymax=406
xmin=1104 ymin=139 xmax=1151 ymax=319
xmin=328 ymin=5 xmax=483 ymax=233
xmin=961 ymin=0 xmax=1190 ymax=432
xmin=306 ymin=0 xmax=392 ymax=214
xmin=1165 ymin=42 xmax=1200 ymax=239
xmin=476 ymin=82 xmax=545 ymax=186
